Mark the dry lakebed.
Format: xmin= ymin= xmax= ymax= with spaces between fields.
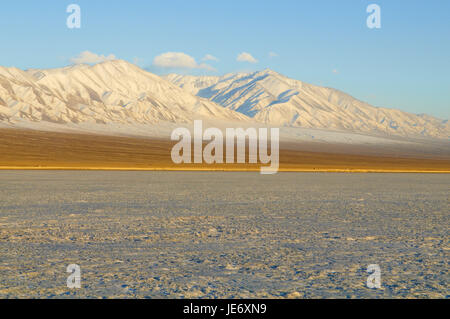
xmin=0 ymin=171 xmax=448 ymax=298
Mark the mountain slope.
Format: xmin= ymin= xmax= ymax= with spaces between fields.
xmin=165 ymin=70 xmax=449 ymax=139
xmin=0 ymin=61 xmax=448 ymax=140
xmin=0 ymin=60 xmax=249 ymax=127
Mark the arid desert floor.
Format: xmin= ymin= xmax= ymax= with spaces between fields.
xmin=0 ymin=171 xmax=448 ymax=298
xmin=1 ymin=129 xmax=449 ymax=172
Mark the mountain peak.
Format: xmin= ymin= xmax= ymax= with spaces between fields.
xmin=93 ymin=59 xmax=136 ymax=68
xmin=258 ymin=68 xmax=280 ymax=76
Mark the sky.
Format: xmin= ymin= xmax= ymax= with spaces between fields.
xmin=0 ymin=0 xmax=449 ymax=119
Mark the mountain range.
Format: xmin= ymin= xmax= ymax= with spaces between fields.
xmin=0 ymin=60 xmax=246 ymax=127
xmin=165 ymin=70 xmax=449 ymax=139
xmin=0 ymin=59 xmax=448 ymax=141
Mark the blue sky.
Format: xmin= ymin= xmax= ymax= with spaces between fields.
xmin=0 ymin=0 xmax=449 ymax=118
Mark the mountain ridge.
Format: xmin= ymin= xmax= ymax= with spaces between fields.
xmin=0 ymin=60 xmax=249 ymax=127
xmin=165 ymin=69 xmax=449 ymax=139
xmin=0 ymin=59 xmax=448 ymax=140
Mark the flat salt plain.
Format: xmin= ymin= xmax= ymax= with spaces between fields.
xmin=0 ymin=171 xmax=448 ymax=299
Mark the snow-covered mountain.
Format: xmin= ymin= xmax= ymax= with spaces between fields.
xmin=165 ymin=70 xmax=449 ymax=139
xmin=0 ymin=60 xmax=248 ymax=127
xmin=0 ymin=60 xmax=448 ymax=140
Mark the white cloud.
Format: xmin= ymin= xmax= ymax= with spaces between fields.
xmin=202 ymin=54 xmax=219 ymax=62
xmin=237 ymin=52 xmax=258 ymax=63
xmin=268 ymin=52 xmax=278 ymax=58
xmin=70 ymin=51 xmax=116 ymax=64
xmin=332 ymin=69 xmax=339 ymax=74
xmin=154 ymin=52 xmax=196 ymax=68
xmin=153 ymin=52 xmax=215 ymax=71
